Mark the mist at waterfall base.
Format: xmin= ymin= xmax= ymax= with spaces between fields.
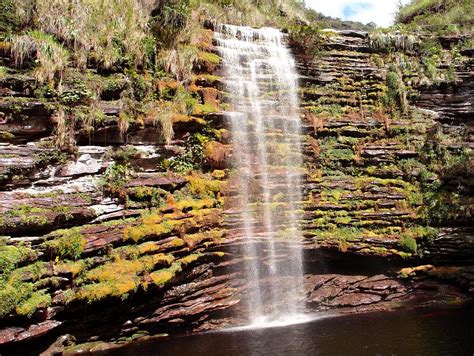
xmin=108 ymin=304 xmax=474 ymax=356
xmin=215 ymin=24 xmax=307 ymax=325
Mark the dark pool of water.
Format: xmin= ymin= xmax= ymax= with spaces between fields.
xmin=104 ymin=304 xmax=474 ymax=356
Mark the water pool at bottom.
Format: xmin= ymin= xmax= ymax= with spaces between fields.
xmin=101 ymin=303 xmax=474 ymax=356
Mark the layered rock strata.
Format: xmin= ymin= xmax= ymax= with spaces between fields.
xmin=0 ymin=27 xmax=472 ymax=353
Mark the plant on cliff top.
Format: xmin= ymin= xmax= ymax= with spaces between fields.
xmin=14 ymin=0 xmax=154 ymax=69
xmin=189 ymin=0 xmax=309 ymax=28
xmin=396 ymin=0 xmax=473 ymax=33
xmin=10 ymin=30 xmax=69 ymax=85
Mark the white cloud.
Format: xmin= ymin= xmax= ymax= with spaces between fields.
xmin=305 ymin=0 xmax=411 ymax=28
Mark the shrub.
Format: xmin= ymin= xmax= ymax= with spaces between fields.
xmin=0 ymin=0 xmax=20 ymax=39
xmin=51 ymin=108 xmax=77 ymax=150
xmin=288 ymin=25 xmax=322 ymax=56
xmin=159 ymin=44 xmax=199 ymax=82
xmin=151 ymin=0 xmax=190 ymax=48
xmin=369 ymin=32 xmax=418 ymax=52
xmin=400 ymin=235 xmax=417 ymax=253
xmin=14 ymin=0 xmax=154 ymax=69
xmin=384 ymin=65 xmax=408 ymax=114
xmin=10 ymin=30 xmax=69 ymax=85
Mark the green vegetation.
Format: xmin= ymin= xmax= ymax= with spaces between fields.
xmin=0 ymin=244 xmax=37 ymax=278
xmin=43 ymin=228 xmax=86 ymax=260
xmin=3 ymin=204 xmax=49 ymax=226
xmin=384 ymin=65 xmax=408 ymax=115
xmin=0 ymin=0 xmax=471 ymax=324
xmin=10 ymin=30 xmax=69 ymax=85
xmin=102 ymin=163 xmax=133 ymax=200
xmin=161 ymin=129 xmax=219 ymax=173
xmin=369 ymin=32 xmax=418 ymax=52
xmin=13 ymin=0 xmax=153 ymax=70
xmin=0 ymin=0 xmax=20 ymax=39
xmin=15 ymin=290 xmax=51 ymax=317
xmin=0 ymin=243 xmax=45 ymax=318
xmin=187 ymin=174 xmax=223 ymax=199
xmin=76 ymin=254 xmax=173 ymax=302
xmin=400 ymin=235 xmax=417 ymax=253
xmin=396 ymin=0 xmax=473 ymax=33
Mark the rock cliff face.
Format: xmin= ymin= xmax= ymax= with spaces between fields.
xmin=294 ymin=30 xmax=473 ymax=260
xmin=0 ymin=27 xmax=473 ymax=353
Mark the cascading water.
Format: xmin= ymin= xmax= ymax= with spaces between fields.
xmin=215 ymin=24 xmax=306 ymax=325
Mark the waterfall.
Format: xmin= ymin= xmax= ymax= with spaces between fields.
xmin=215 ymin=24 xmax=306 ymax=325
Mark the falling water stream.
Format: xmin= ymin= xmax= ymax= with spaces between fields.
xmin=214 ymin=24 xmax=306 ymax=325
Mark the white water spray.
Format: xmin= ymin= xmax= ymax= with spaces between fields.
xmin=215 ymin=24 xmax=306 ymax=325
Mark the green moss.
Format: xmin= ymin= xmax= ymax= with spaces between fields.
xmin=100 ymin=217 xmax=137 ymax=227
xmin=5 ymin=204 xmax=49 ymax=226
xmin=194 ymin=102 xmax=219 ymax=114
xmin=43 ymin=227 xmax=86 ymax=260
xmin=187 ymin=174 xmax=223 ymax=199
xmin=10 ymin=262 xmax=49 ymax=282
xmin=123 ymin=218 xmax=178 ymax=243
xmin=198 ymin=51 xmax=220 ymax=65
xmin=335 ymin=216 xmax=352 ymax=224
xmin=149 ymin=261 xmax=183 ymax=286
xmin=0 ymin=244 xmax=37 ymax=278
xmin=194 ymin=74 xmax=220 ymax=85
xmin=178 ymin=253 xmax=202 ymax=266
xmin=321 ymin=148 xmax=354 ymax=161
xmin=0 ymin=281 xmax=31 ymax=317
xmin=76 ymin=254 xmax=173 ymax=302
xmin=307 ymin=104 xmax=344 ymax=118
xmin=0 ymin=273 xmax=52 ymax=318
xmin=312 ymin=227 xmax=362 ymax=241
xmin=57 ymin=260 xmax=87 ymax=277
xmin=16 ymin=290 xmax=51 ymax=317
xmin=0 ymin=130 xmax=15 ymax=140
xmin=400 ymin=235 xmax=417 ymax=254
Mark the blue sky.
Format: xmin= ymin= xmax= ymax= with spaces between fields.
xmin=305 ymin=0 xmax=411 ymax=27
